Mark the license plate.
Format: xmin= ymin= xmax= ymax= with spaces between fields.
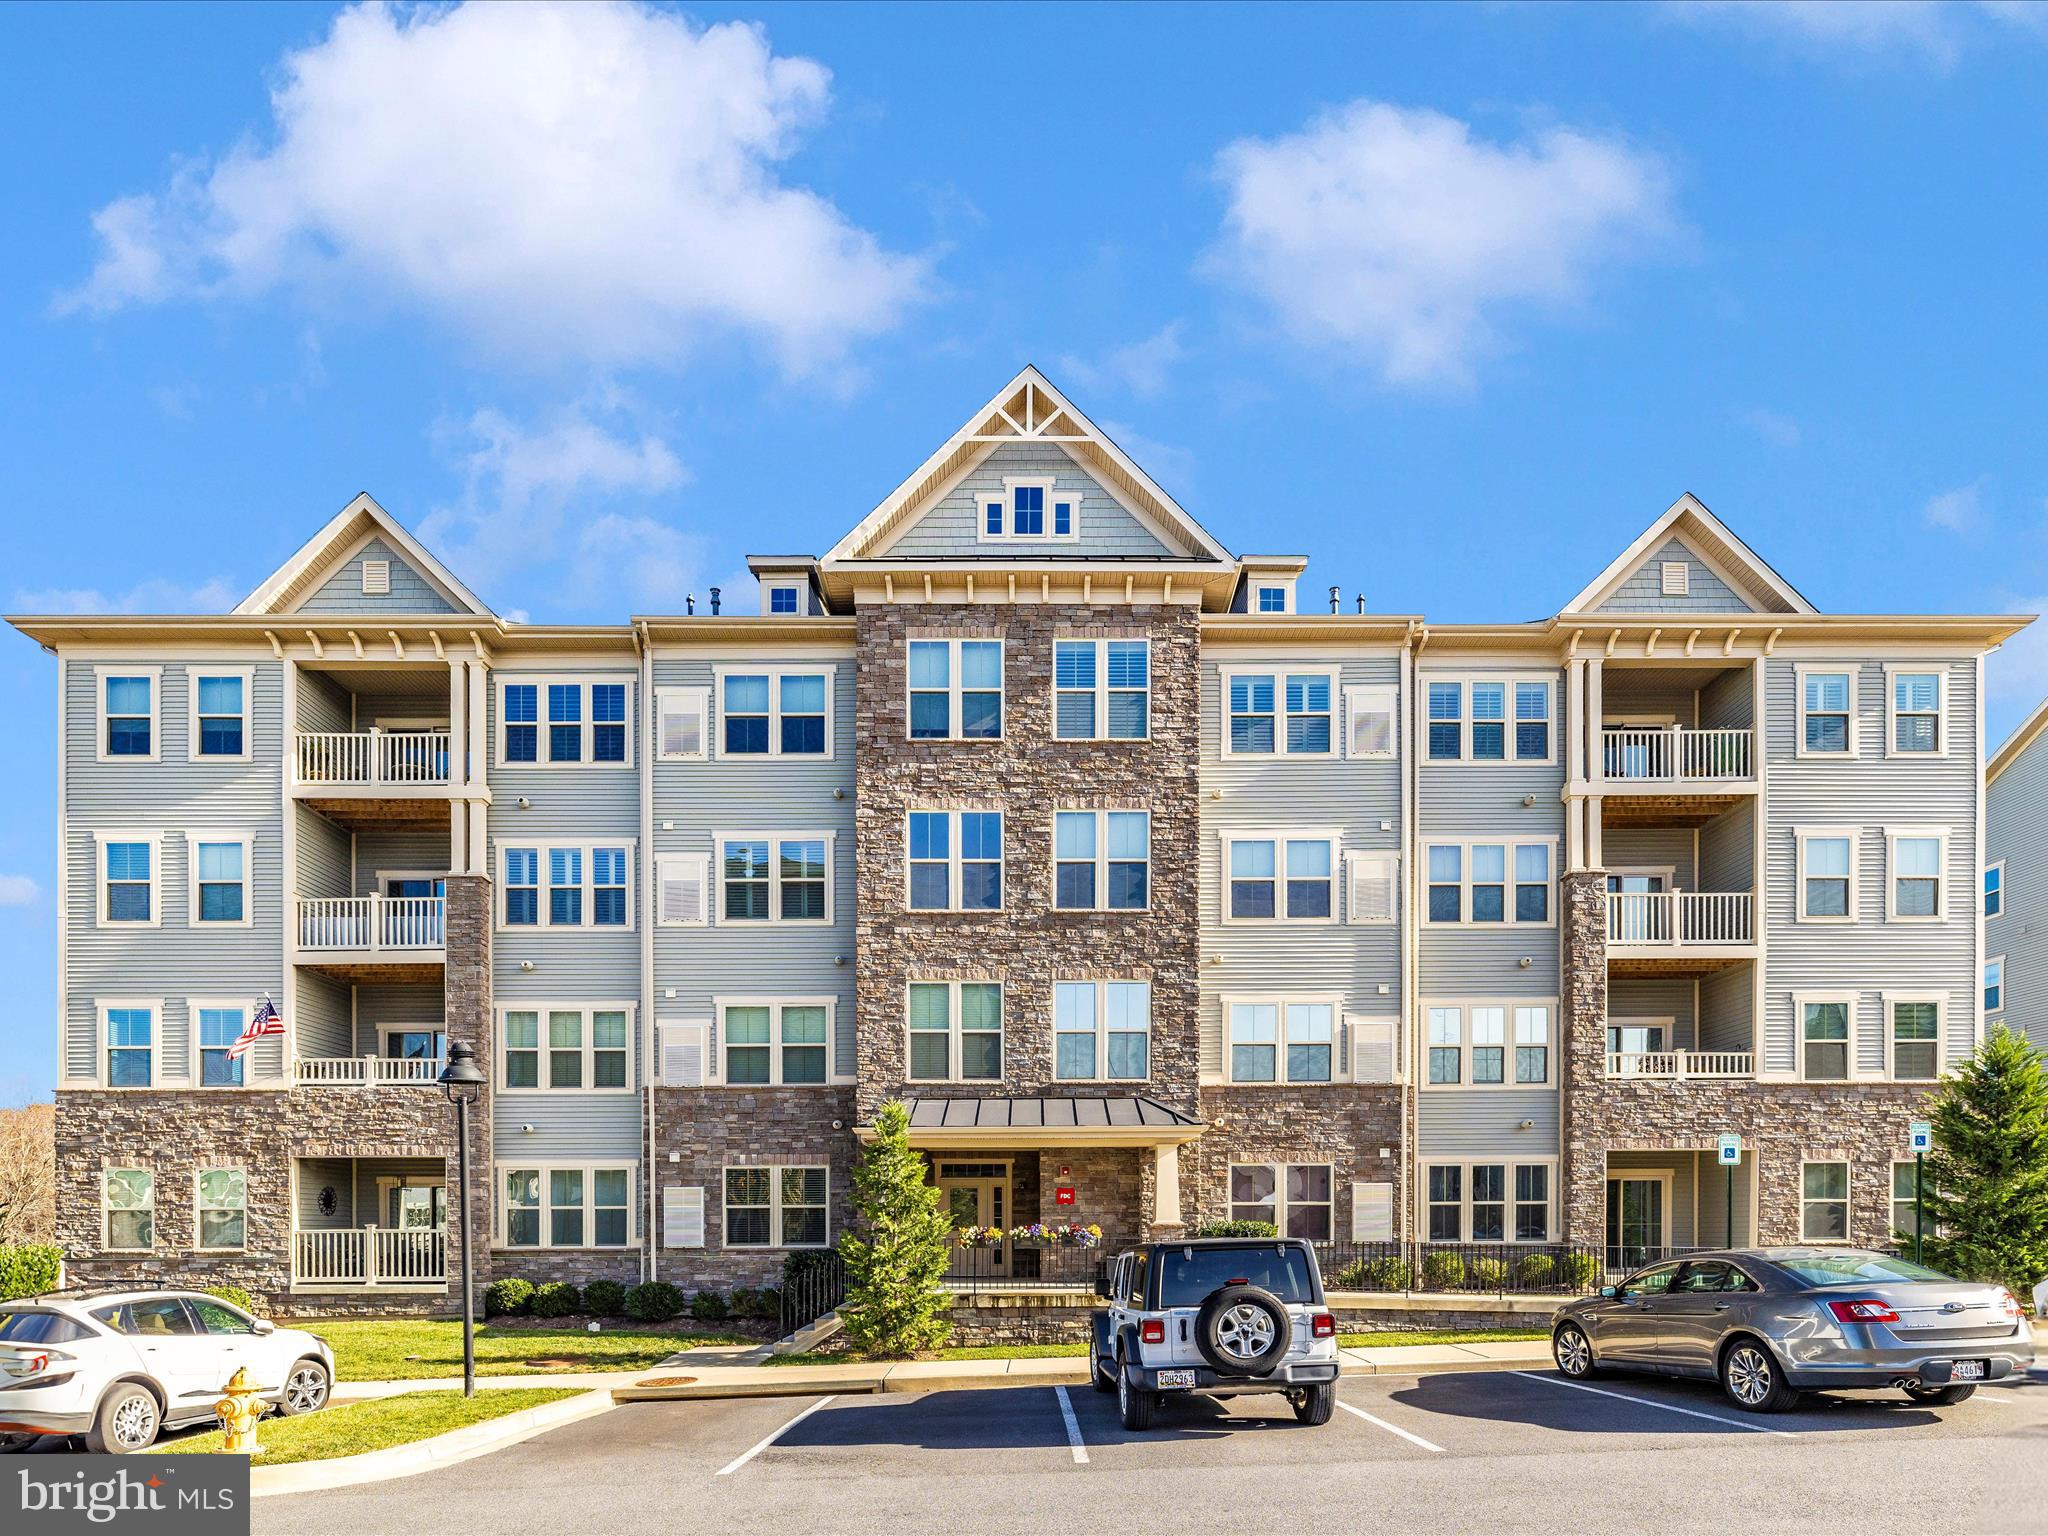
xmin=1951 ymin=1359 xmax=1987 ymax=1381
xmin=1155 ymin=1369 xmax=1196 ymax=1390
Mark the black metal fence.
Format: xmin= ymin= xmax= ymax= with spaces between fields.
xmin=946 ymin=1241 xmax=1111 ymax=1295
xmin=1312 ymin=1242 xmax=1607 ymax=1295
xmin=777 ymin=1251 xmax=847 ymax=1338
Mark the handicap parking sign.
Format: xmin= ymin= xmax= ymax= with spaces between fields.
xmin=1909 ymin=1121 xmax=1933 ymax=1154
xmin=1716 ymin=1132 xmax=1742 ymax=1165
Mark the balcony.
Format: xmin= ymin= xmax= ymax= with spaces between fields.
xmin=1605 ymin=891 xmax=1756 ymax=975
xmin=1604 ymin=1049 xmax=1755 ymax=1080
xmin=1601 ymin=727 xmax=1754 ymax=784
xmin=294 ymin=895 xmax=445 ymax=980
xmin=294 ymin=1055 xmax=443 ymax=1088
xmin=295 ymin=729 xmax=452 ymax=788
xmin=291 ymin=1227 xmax=447 ymax=1293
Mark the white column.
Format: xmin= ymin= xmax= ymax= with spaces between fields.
xmin=467 ymin=652 xmax=488 ymax=793
xmin=1567 ymin=658 xmax=1586 ymax=785
xmin=1587 ymin=795 xmax=1603 ymax=868
xmin=1152 ymin=1143 xmax=1183 ymax=1228
xmin=448 ymin=658 xmax=467 ymax=788
xmin=467 ymin=802 xmax=488 ymax=877
xmin=1586 ymin=657 xmax=1604 ymax=783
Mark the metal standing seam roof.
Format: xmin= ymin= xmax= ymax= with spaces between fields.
xmin=898 ymin=1095 xmax=1200 ymax=1130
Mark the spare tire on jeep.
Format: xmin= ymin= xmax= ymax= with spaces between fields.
xmin=1194 ymin=1283 xmax=1292 ymax=1376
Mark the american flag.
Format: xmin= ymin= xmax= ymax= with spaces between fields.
xmin=227 ymin=995 xmax=285 ymax=1061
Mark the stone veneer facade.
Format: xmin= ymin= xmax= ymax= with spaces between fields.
xmin=1190 ymin=1086 xmax=1407 ymax=1238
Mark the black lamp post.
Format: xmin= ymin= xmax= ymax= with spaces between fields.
xmin=438 ymin=1041 xmax=487 ymax=1399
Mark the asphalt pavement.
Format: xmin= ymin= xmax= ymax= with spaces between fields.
xmin=250 ymin=1368 xmax=2048 ymax=1536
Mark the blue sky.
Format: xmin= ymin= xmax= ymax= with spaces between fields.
xmin=4 ymin=1 xmax=2047 ymax=1098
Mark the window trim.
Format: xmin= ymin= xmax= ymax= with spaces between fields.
xmin=905 ymin=637 xmax=1005 ymax=743
xmin=1219 ymin=829 xmax=1341 ymax=926
xmin=189 ymin=997 xmax=254 ymax=1089
xmin=1052 ymin=808 xmax=1151 ymax=913
xmin=1880 ymin=991 xmax=1944 ymax=1083
xmin=714 ymin=996 xmax=845 ymax=1087
xmin=496 ymin=675 xmax=636 ymax=769
xmin=904 ymin=979 xmax=1005 ymax=1084
xmin=764 ymin=582 xmax=804 ymax=616
xmin=184 ymin=830 xmax=254 ymax=929
xmin=1794 ymin=664 xmax=1859 ymax=759
xmin=1884 ymin=825 xmax=1950 ymax=923
xmin=1986 ymin=954 xmax=2005 ymax=1016
xmin=193 ymin=1166 xmax=248 ymax=1253
xmin=975 ymin=474 xmax=1079 ymax=543
xmin=1985 ymin=861 xmax=2004 ymax=920
xmin=1421 ymin=838 xmax=1556 ymax=927
xmin=710 ymin=663 xmax=836 ymax=760
xmin=710 ymin=830 xmax=835 ymax=926
xmin=1051 ymin=978 xmax=1153 ymax=1083
xmin=720 ymin=1163 xmax=832 ymax=1249
xmin=495 ymin=1003 xmax=637 ymax=1095
xmin=102 ymin=1165 xmax=155 ymax=1253
xmin=1053 ymin=637 xmax=1152 ymax=742
xmin=498 ymin=842 xmax=636 ymax=931
xmin=1419 ymin=672 xmax=1556 ymax=765
xmin=1798 ymin=1157 xmax=1852 ymax=1245
xmin=1795 ymin=990 xmax=1859 ymax=1083
xmin=1418 ymin=1000 xmax=1557 ymax=1090
xmin=1221 ymin=992 xmax=1344 ymax=1085
xmin=1794 ymin=826 xmax=1860 ymax=924
xmin=495 ymin=1162 xmax=638 ymax=1250
xmin=1660 ymin=561 xmax=1689 ymax=597
xmin=1218 ymin=665 xmax=1341 ymax=759
xmin=1419 ymin=1159 xmax=1557 ymax=1244
xmin=1227 ymin=1161 xmax=1336 ymax=1241
xmin=95 ymin=831 xmax=161 ymax=928
xmin=905 ymin=810 xmax=1003 ymax=914
xmin=185 ymin=665 xmax=254 ymax=764
xmin=1883 ymin=664 xmax=1947 ymax=759
xmin=95 ymin=665 xmax=162 ymax=764
xmin=97 ymin=997 xmax=161 ymax=1090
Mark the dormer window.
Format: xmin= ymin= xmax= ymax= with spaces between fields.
xmin=767 ymin=584 xmax=801 ymax=616
xmin=1257 ymin=586 xmax=1287 ymax=613
xmin=980 ymin=477 xmax=1075 ymax=542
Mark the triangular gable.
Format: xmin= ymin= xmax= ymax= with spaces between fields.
xmin=235 ymin=493 xmax=494 ymax=617
xmin=1563 ymin=495 xmax=1816 ymax=616
xmin=824 ymin=367 xmax=1231 ymax=565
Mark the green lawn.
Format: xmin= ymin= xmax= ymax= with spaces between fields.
xmin=768 ymin=1331 xmax=1546 ymax=1365
xmin=160 ymin=1388 xmax=582 ymax=1466
xmin=1338 ymin=1328 xmax=1548 ymax=1347
xmin=292 ymin=1319 xmax=748 ymax=1381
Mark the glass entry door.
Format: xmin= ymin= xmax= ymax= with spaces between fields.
xmin=1606 ymin=872 xmax=1668 ymax=942
xmin=390 ymin=1184 xmax=446 ymax=1231
xmin=1605 ymin=1176 xmax=1666 ymax=1271
xmin=936 ymin=1162 xmax=1010 ymax=1278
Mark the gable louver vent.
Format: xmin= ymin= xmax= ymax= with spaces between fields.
xmin=361 ymin=559 xmax=391 ymax=596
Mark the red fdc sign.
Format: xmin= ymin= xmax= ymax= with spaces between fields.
xmin=1054 ymin=1186 xmax=1075 ymax=1206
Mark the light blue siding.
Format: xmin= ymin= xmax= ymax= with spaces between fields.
xmin=298 ymin=537 xmax=461 ymax=615
xmin=1417 ymin=1091 xmax=1558 ymax=1157
xmin=1596 ymin=537 xmax=1756 ymax=614
xmin=883 ymin=444 xmax=1180 ymax=560
xmin=1988 ymin=724 xmax=2048 ymax=1050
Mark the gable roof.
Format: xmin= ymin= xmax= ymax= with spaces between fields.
xmin=234 ymin=493 xmax=494 ymax=617
xmin=821 ymin=367 xmax=1233 ymax=567
xmin=1562 ymin=494 xmax=1817 ymax=617
xmin=1990 ymin=695 xmax=2048 ymax=785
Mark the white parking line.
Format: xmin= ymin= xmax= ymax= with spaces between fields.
xmin=1053 ymin=1386 xmax=1089 ymax=1464
xmin=1514 ymin=1372 xmax=1795 ymax=1437
xmin=1335 ymin=1397 xmax=1444 ymax=1453
xmin=714 ymin=1395 xmax=838 ymax=1476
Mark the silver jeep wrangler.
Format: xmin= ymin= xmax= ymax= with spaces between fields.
xmin=1088 ymin=1237 xmax=1341 ymax=1429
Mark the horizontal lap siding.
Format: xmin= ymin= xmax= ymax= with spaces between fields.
xmin=1700 ymin=668 xmax=1753 ymax=730
xmin=1595 ymin=538 xmax=1756 ymax=614
xmin=1988 ymin=728 xmax=2048 ymax=1049
xmin=296 ymin=1157 xmax=357 ymax=1227
xmin=296 ymin=803 xmax=350 ymax=898
xmin=1417 ymin=1089 xmax=1559 ymax=1157
xmin=297 ymin=671 xmax=351 ymax=734
xmin=297 ymin=538 xmax=459 ymax=614
xmin=1609 ymin=975 xmax=1696 ymax=1049
xmin=1605 ymin=826 xmax=1694 ymax=887
xmin=491 ymin=1092 xmax=645 ymax=1160
xmin=1699 ymin=801 xmax=1754 ymax=893
xmin=297 ymin=971 xmax=352 ymax=1059
xmin=351 ymin=981 xmax=445 ymax=1052
xmin=356 ymin=827 xmax=452 ymax=893
xmin=883 ymin=444 xmax=1177 ymax=560
xmin=1700 ymin=967 xmax=1754 ymax=1054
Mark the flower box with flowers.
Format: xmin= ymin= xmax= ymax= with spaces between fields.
xmin=957 ymin=1222 xmax=1104 ymax=1249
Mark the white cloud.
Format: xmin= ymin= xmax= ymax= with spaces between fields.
xmin=60 ymin=1 xmax=929 ymax=377
xmin=570 ymin=514 xmax=708 ymax=611
xmin=1099 ymin=420 xmax=1197 ymax=498
xmin=1670 ymin=2 xmax=2046 ymax=67
xmin=11 ymin=576 xmax=239 ymax=614
xmin=1924 ymin=479 xmax=1986 ymax=534
xmin=1208 ymin=101 xmax=1672 ymax=387
xmin=1060 ymin=322 xmax=1187 ymax=399
xmin=0 ymin=876 xmax=40 ymax=908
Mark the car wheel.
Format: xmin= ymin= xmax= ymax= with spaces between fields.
xmin=1552 ymin=1324 xmax=1599 ymax=1379
xmin=88 ymin=1384 xmax=161 ymax=1454
xmin=1117 ymin=1362 xmax=1156 ymax=1431
xmin=1088 ymin=1335 xmax=1114 ymax=1394
xmin=277 ymin=1357 xmax=332 ymax=1416
xmin=0 ymin=1432 xmax=41 ymax=1453
xmin=1292 ymin=1383 xmax=1335 ymax=1426
xmin=1903 ymin=1382 xmax=1976 ymax=1406
xmin=1720 ymin=1339 xmax=1801 ymax=1413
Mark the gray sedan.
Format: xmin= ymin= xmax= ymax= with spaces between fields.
xmin=1551 ymin=1247 xmax=2034 ymax=1412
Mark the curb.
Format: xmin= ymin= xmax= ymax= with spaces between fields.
xmin=247 ymin=1388 xmax=615 ymax=1497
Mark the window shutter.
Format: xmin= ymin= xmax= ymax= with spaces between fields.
xmin=658 ymin=1021 xmax=716 ymax=1086
xmin=663 ymin=1185 xmax=705 ymax=1248
xmin=1348 ymin=1015 xmax=1398 ymax=1084
xmin=656 ymin=854 xmax=709 ymax=927
xmin=1345 ymin=685 xmax=1396 ymax=759
xmin=656 ymin=688 xmax=709 ymax=761
xmin=1350 ymin=1181 xmax=1394 ymax=1242
xmin=1347 ymin=852 xmax=1397 ymax=925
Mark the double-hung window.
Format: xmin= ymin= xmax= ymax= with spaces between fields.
xmin=500 ymin=1006 xmax=633 ymax=1091
xmin=1514 ymin=1166 xmax=1551 ymax=1240
xmin=189 ymin=837 xmax=248 ymax=924
xmin=1054 ymin=639 xmax=1149 ymax=739
xmin=1799 ymin=669 xmax=1854 ymax=756
xmin=501 ymin=678 xmax=634 ymax=766
xmin=548 ymin=684 xmax=582 ymax=762
xmin=196 ymin=1169 xmax=246 ymax=1250
xmin=717 ymin=834 xmax=830 ymax=923
xmin=1888 ymin=669 xmax=1943 ymax=755
xmin=190 ymin=671 xmax=250 ymax=760
xmin=1054 ymin=810 xmax=1149 ymax=910
xmin=1426 ymin=1166 xmax=1462 ymax=1240
xmin=724 ymin=1167 xmax=828 ymax=1247
xmin=908 ymin=639 xmax=1003 ymax=740
xmin=504 ymin=849 xmax=538 ymax=925
xmin=1228 ymin=1164 xmax=1333 ymax=1240
xmin=1797 ymin=829 xmax=1856 ymax=920
xmin=99 ymin=835 xmax=155 ymax=925
xmin=1887 ymin=828 xmax=1947 ymax=920
xmin=502 ymin=1165 xmax=634 ymax=1248
xmin=1887 ymin=998 xmax=1940 ymax=1081
xmin=1800 ymin=997 xmax=1851 ymax=1081
xmin=1801 ymin=1162 xmax=1849 ymax=1242
xmin=716 ymin=667 xmax=832 ymax=757
xmin=196 ymin=1005 xmax=245 ymax=1086
xmin=1985 ymin=863 xmax=2003 ymax=918
xmin=1515 ymin=683 xmax=1551 ymax=759
xmin=1470 ymin=1007 xmax=1506 ymax=1084
xmin=1223 ymin=833 xmax=1336 ymax=922
xmin=1424 ymin=841 xmax=1553 ymax=925
xmin=906 ymin=812 xmax=1001 ymax=911
xmin=906 ymin=981 xmax=1002 ymax=1082
xmin=1425 ymin=677 xmax=1551 ymax=762
xmin=104 ymin=1169 xmax=154 ymax=1250
xmin=1986 ymin=957 xmax=2005 ymax=1014
xmin=1225 ymin=997 xmax=1338 ymax=1084
xmin=593 ymin=847 xmax=628 ymax=925
xmin=591 ymin=683 xmax=627 ymax=762
xmin=1426 ymin=1007 xmax=1461 ymax=1084
xmin=1424 ymin=1162 xmax=1554 ymax=1241
xmin=502 ymin=684 xmax=538 ymax=762
xmin=1513 ymin=1006 xmax=1551 ymax=1084
xmin=104 ymin=1004 xmax=153 ymax=1086
xmin=1423 ymin=1003 xmax=1553 ymax=1088
xmin=1053 ymin=980 xmax=1150 ymax=1081
xmin=99 ymin=669 xmax=159 ymax=760
xmin=503 ymin=845 xmax=633 ymax=929
xmin=721 ymin=999 xmax=833 ymax=1086
xmin=1223 ymin=669 xmax=1336 ymax=755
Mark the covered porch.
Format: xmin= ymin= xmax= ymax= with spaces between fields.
xmin=290 ymin=1156 xmax=451 ymax=1293
xmin=1602 ymin=1148 xmax=1756 ymax=1272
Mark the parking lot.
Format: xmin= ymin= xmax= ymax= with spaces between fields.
xmin=253 ymin=1369 xmax=2048 ymax=1536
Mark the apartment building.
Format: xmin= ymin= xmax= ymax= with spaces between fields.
xmin=13 ymin=367 xmax=2021 ymax=1312
xmin=1986 ymin=699 xmax=2048 ymax=1054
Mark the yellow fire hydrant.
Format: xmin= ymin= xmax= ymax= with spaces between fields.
xmin=215 ymin=1367 xmax=265 ymax=1455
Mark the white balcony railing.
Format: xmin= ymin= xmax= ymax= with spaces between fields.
xmin=1605 ymin=1050 xmax=1755 ymax=1079
xmin=292 ymin=1227 xmax=447 ymax=1289
xmin=294 ymin=729 xmax=452 ymax=788
xmin=295 ymin=895 xmax=445 ymax=953
xmin=1606 ymin=891 xmax=1754 ymax=947
xmin=294 ymin=1055 xmax=443 ymax=1087
xmin=1601 ymin=727 xmax=1754 ymax=782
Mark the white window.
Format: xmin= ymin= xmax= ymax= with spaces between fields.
xmin=1423 ymin=676 xmax=1553 ymax=763
xmin=1985 ymin=862 xmax=2004 ymax=919
xmin=1222 ymin=668 xmax=1337 ymax=756
xmin=765 ymin=583 xmax=803 ymax=616
xmin=907 ymin=638 xmax=1003 ymax=740
xmin=1423 ymin=1161 xmax=1555 ymax=1242
xmin=1224 ymin=996 xmax=1341 ymax=1084
xmin=1345 ymin=852 xmax=1399 ymax=924
xmin=1054 ymin=810 xmax=1149 ymax=911
xmin=654 ymin=688 xmax=710 ymax=761
xmin=1053 ymin=980 xmax=1151 ymax=1082
xmin=498 ymin=1006 xmax=634 ymax=1092
xmin=655 ymin=853 xmax=710 ymax=927
xmin=724 ymin=1166 xmax=829 ymax=1248
xmin=499 ymin=844 xmax=634 ymax=929
xmin=906 ymin=811 xmax=1002 ymax=911
xmin=712 ymin=665 xmax=833 ymax=758
xmin=185 ymin=832 xmax=252 ymax=926
xmin=718 ymin=998 xmax=838 ymax=1086
xmin=1797 ymin=667 xmax=1856 ymax=757
xmin=978 ymin=475 xmax=1076 ymax=542
xmin=97 ymin=666 xmax=161 ymax=762
xmin=1885 ymin=996 xmax=1942 ymax=1081
xmin=1423 ymin=840 xmax=1553 ymax=925
xmin=498 ymin=677 xmax=633 ymax=767
xmin=195 ymin=1168 xmax=247 ymax=1250
xmin=1228 ymin=1163 xmax=1334 ymax=1240
xmin=1344 ymin=685 xmax=1398 ymax=760
xmin=1661 ymin=560 xmax=1689 ymax=597
xmin=500 ymin=1165 xmax=635 ymax=1248
xmin=187 ymin=668 xmax=252 ymax=762
xmin=1800 ymin=1161 xmax=1850 ymax=1243
xmin=1421 ymin=1003 xmax=1553 ymax=1088
xmin=192 ymin=1001 xmax=248 ymax=1087
xmin=1054 ymin=639 xmax=1149 ymax=740
xmin=1222 ymin=832 xmax=1338 ymax=923
xmin=1253 ymin=582 xmax=1293 ymax=614
xmin=1887 ymin=827 xmax=1948 ymax=920
xmin=1798 ymin=995 xmax=1854 ymax=1082
xmin=1795 ymin=827 xmax=1858 ymax=922
xmin=719 ymin=832 xmax=833 ymax=924
xmin=1986 ymin=956 xmax=2005 ymax=1014
xmin=96 ymin=832 xmax=159 ymax=926
xmin=360 ymin=558 xmax=391 ymax=595
xmin=104 ymin=1168 xmax=154 ymax=1251
xmin=101 ymin=1000 xmax=155 ymax=1087
xmin=1887 ymin=667 xmax=1945 ymax=756
xmin=906 ymin=981 xmax=1003 ymax=1082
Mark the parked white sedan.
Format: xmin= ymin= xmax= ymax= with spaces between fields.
xmin=0 ymin=1289 xmax=335 ymax=1453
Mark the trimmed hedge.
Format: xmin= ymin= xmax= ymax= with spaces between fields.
xmin=0 ymin=1245 xmax=62 ymax=1301
xmin=1559 ymin=1251 xmax=1603 ymax=1291
xmin=205 ymin=1284 xmax=257 ymax=1315
xmin=688 ymin=1289 xmax=729 ymax=1322
xmin=624 ymin=1281 xmax=685 ymax=1323
xmin=1514 ymin=1253 xmax=1557 ymax=1288
xmin=581 ymin=1280 xmax=626 ymax=1318
xmin=1420 ymin=1250 xmax=1466 ymax=1291
xmin=483 ymin=1277 xmax=535 ymax=1318
xmin=530 ymin=1281 xmax=582 ymax=1319
xmin=1189 ymin=1220 xmax=1280 ymax=1238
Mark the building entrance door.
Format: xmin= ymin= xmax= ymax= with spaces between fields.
xmin=936 ymin=1161 xmax=1012 ymax=1278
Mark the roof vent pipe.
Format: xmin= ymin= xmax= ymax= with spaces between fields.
xmin=685 ymin=595 xmax=695 ymax=615
xmin=709 ymin=587 xmax=721 ymax=616
xmin=1328 ymin=586 xmax=1341 ymax=614
xmin=1356 ymin=595 xmax=1367 ymax=615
